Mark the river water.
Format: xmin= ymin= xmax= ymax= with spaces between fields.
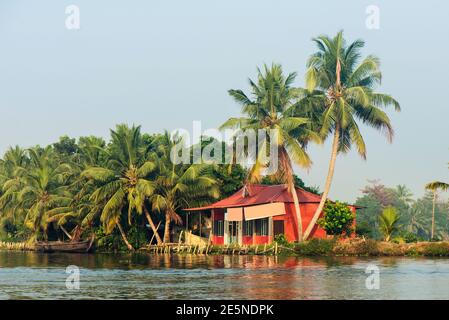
xmin=1 ymin=251 xmax=449 ymax=299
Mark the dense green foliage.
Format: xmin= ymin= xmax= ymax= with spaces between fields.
xmin=295 ymin=238 xmax=336 ymax=256
xmin=356 ymin=181 xmax=449 ymax=241
xmin=378 ymin=207 xmax=401 ymax=241
xmin=318 ymin=201 xmax=354 ymax=236
xmin=0 ymin=126 xmax=322 ymax=250
xmin=0 ymin=127 xmax=230 ymax=250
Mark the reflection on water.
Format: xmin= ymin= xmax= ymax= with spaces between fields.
xmin=1 ymin=251 xmax=449 ymax=299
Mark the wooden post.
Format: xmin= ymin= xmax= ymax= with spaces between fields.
xmin=199 ymin=212 xmax=202 ymax=238
xmin=149 ymin=221 xmax=162 ymax=246
xmin=177 ymin=230 xmax=183 ymax=252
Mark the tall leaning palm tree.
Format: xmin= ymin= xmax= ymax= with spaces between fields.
xmin=82 ymin=124 xmax=162 ymax=250
xmin=302 ymin=31 xmax=400 ymax=240
xmin=221 ymin=64 xmax=319 ymax=241
xmin=425 ymin=181 xmax=449 ymax=240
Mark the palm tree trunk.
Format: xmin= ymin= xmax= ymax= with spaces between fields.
xmin=290 ymin=181 xmax=303 ymax=242
xmin=116 ymin=221 xmax=134 ymax=251
xmin=71 ymin=225 xmax=82 ymax=242
xmin=163 ymin=213 xmax=171 ymax=243
xmin=143 ymin=205 xmax=163 ymax=245
xmin=60 ymin=225 xmax=73 ymax=240
xmin=431 ymin=191 xmax=436 ymax=240
xmin=303 ymin=127 xmax=340 ymax=240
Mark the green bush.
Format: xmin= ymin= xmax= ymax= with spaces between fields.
xmin=422 ymin=243 xmax=449 ymax=256
xmin=378 ymin=207 xmax=401 ymax=241
xmin=318 ymin=201 xmax=354 ymax=236
xmin=405 ymin=247 xmax=419 ymax=256
xmin=430 ymin=236 xmax=443 ymax=242
xmin=392 ymin=237 xmax=405 ymax=244
xmin=94 ymin=226 xmax=127 ymax=252
xmin=274 ymin=234 xmax=290 ymax=247
xmin=400 ymin=231 xmax=419 ymax=243
xmin=295 ymin=238 xmax=336 ymax=256
xmin=352 ymin=239 xmax=379 ymax=256
xmin=0 ymin=217 xmax=32 ymax=242
xmin=355 ymin=221 xmax=373 ymax=238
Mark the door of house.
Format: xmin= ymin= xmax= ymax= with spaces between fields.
xmin=273 ymin=220 xmax=284 ymax=237
xmin=228 ymin=221 xmax=239 ymax=244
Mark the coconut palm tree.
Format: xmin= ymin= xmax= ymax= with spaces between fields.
xmin=45 ymin=137 xmax=108 ymax=241
xmin=82 ymin=124 xmax=162 ymax=250
xmin=14 ymin=147 xmax=73 ymax=241
xmin=150 ymin=133 xmax=220 ymax=243
xmin=395 ymin=185 xmax=414 ymax=206
xmin=302 ymin=31 xmax=400 ymax=240
xmin=425 ymin=181 xmax=449 ymax=240
xmin=221 ymin=64 xmax=319 ymax=241
xmin=0 ymin=146 xmax=30 ymax=237
xmin=379 ymin=207 xmax=400 ymax=241
xmin=406 ymin=201 xmax=430 ymax=238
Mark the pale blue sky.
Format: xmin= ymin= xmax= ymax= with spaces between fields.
xmin=0 ymin=0 xmax=448 ymax=202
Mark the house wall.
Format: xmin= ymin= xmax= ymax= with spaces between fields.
xmin=283 ymin=203 xmax=327 ymax=241
xmin=253 ymin=235 xmax=271 ymax=244
xmin=212 ymin=208 xmax=224 ymax=245
xmin=242 ymin=236 xmax=253 ymax=245
xmin=210 ymin=203 xmax=357 ymax=244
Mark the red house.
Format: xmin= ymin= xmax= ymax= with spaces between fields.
xmin=185 ymin=184 xmax=357 ymax=245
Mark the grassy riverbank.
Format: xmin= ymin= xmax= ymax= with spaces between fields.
xmin=297 ymin=238 xmax=449 ymax=257
xmin=4 ymin=238 xmax=449 ymax=257
xmin=139 ymin=238 xmax=449 ymax=257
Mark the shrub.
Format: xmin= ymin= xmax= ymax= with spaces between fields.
xmin=317 ymin=201 xmax=354 ymax=236
xmin=0 ymin=217 xmax=31 ymax=242
xmin=274 ymin=234 xmax=290 ymax=247
xmin=422 ymin=243 xmax=449 ymax=256
xmin=378 ymin=207 xmax=401 ymax=241
xmin=355 ymin=221 xmax=373 ymax=238
xmin=405 ymin=247 xmax=419 ymax=256
xmin=295 ymin=238 xmax=336 ymax=256
xmin=333 ymin=238 xmax=380 ymax=256
xmin=392 ymin=237 xmax=405 ymax=244
xmin=353 ymin=239 xmax=379 ymax=255
xmin=400 ymin=231 xmax=419 ymax=243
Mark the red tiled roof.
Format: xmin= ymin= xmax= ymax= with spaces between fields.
xmin=185 ymin=184 xmax=323 ymax=211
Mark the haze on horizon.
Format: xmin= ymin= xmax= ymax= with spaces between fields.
xmin=0 ymin=0 xmax=448 ymax=203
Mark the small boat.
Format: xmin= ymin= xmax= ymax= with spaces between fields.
xmin=35 ymin=236 xmax=95 ymax=253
